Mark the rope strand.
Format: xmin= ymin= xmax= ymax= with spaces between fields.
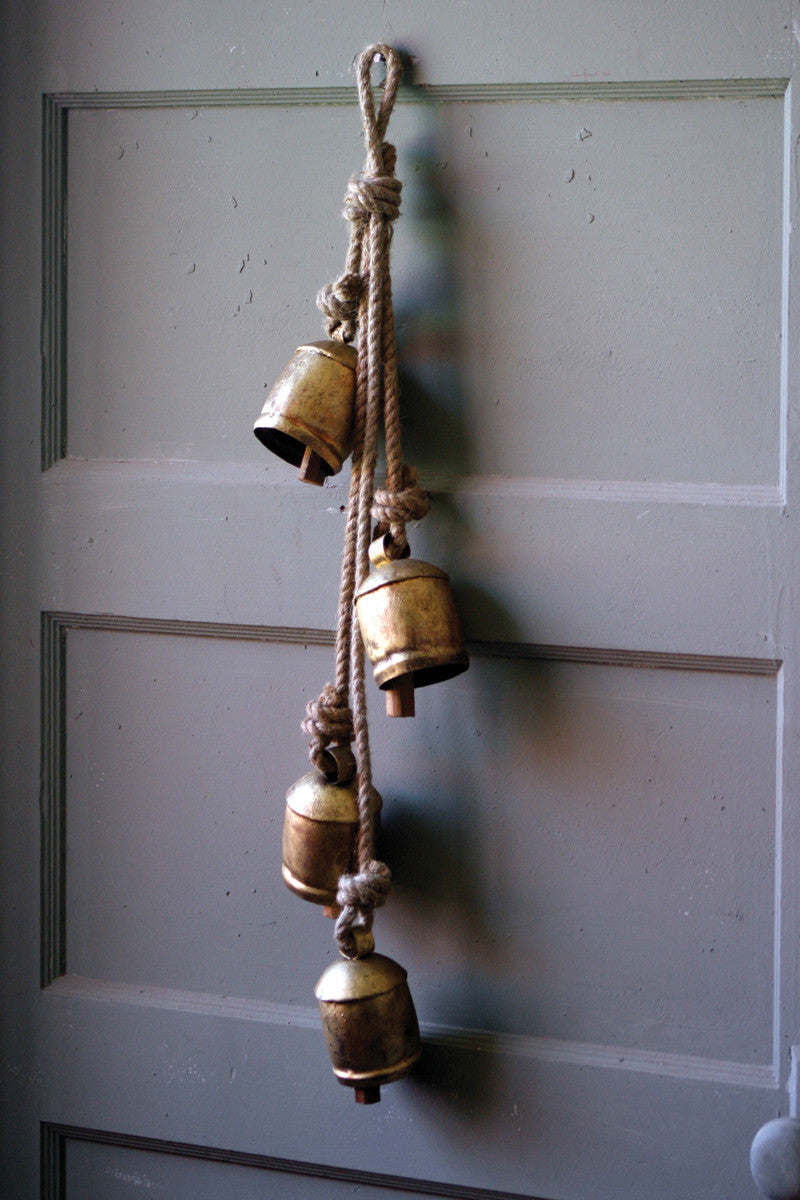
xmin=304 ymin=44 xmax=421 ymax=957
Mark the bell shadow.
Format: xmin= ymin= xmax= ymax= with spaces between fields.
xmin=389 ymin=63 xmax=559 ymax=740
xmin=388 ymin=66 xmax=558 ymax=748
xmin=377 ymin=792 xmax=507 ymax=1115
xmin=454 ymin=580 xmax=567 ymax=754
xmin=378 ymin=794 xmax=483 ymax=936
xmin=375 ymin=55 xmax=579 ymax=1118
xmin=390 ymin=53 xmax=475 ymax=491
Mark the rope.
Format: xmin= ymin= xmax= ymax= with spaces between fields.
xmin=372 ymin=463 xmax=431 ymax=559
xmin=303 ymin=44 xmax=426 ymax=959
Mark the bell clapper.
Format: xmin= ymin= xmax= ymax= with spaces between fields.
xmin=323 ymin=904 xmax=341 ymax=919
xmin=355 ymin=1086 xmax=381 ymax=1105
xmin=385 ymin=674 xmax=415 ymax=718
xmin=299 ymin=445 xmax=328 ymax=487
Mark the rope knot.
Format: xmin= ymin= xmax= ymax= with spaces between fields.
xmin=344 ymin=168 xmax=402 ymax=224
xmin=316 ymin=272 xmax=363 ymax=342
xmin=371 ymin=465 xmax=431 ymax=556
xmin=301 ymin=682 xmax=354 ymax=772
xmin=334 ymin=859 xmax=392 ymax=958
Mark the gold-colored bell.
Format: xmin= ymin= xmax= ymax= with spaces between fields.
xmin=281 ymin=767 xmax=382 ymax=917
xmin=355 ymin=537 xmax=469 ymax=717
xmin=253 ymin=340 xmax=357 ymax=485
xmin=315 ymin=953 xmax=421 ymax=1104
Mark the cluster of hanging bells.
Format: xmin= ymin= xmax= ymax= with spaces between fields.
xmin=255 ymin=337 xmax=468 ymax=1101
xmin=280 ymin=751 xmax=418 ymax=1104
xmin=255 ymin=340 xmax=469 ymax=714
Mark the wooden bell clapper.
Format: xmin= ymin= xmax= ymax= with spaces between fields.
xmin=264 ymin=44 xmax=469 ymax=1102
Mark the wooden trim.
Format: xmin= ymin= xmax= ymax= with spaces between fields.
xmin=40 ymin=1122 xmax=65 ymax=1200
xmin=471 ymin=639 xmax=782 ymax=676
xmin=40 ymin=1121 xmax=549 ymax=1199
xmin=44 ymin=609 xmax=783 ymax=675
xmin=44 ymin=609 xmax=336 ymax=647
xmin=44 ymin=974 xmax=779 ymax=1091
xmin=40 ymin=613 xmax=67 ymax=988
xmin=46 ymin=78 xmax=789 ymax=109
xmin=39 ymin=456 xmax=790 ymax=507
xmin=41 ymin=95 xmax=68 ymax=471
xmin=779 ymin=79 xmax=793 ymax=501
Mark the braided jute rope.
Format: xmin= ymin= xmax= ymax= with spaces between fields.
xmin=303 ymin=45 xmax=427 ymax=957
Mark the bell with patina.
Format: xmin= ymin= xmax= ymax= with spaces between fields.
xmin=354 ymin=537 xmax=469 ymax=717
xmin=253 ymin=340 xmax=357 ymax=484
xmin=281 ymin=766 xmax=381 ymax=917
xmin=315 ymin=953 xmax=421 ymax=1104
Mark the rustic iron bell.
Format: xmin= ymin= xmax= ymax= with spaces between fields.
xmin=281 ymin=765 xmax=382 ymax=917
xmin=315 ymin=953 xmax=421 ymax=1104
xmin=253 ymin=340 xmax=357 ymax=485
xmin=355 ymin=536 xmax=469 ymax=717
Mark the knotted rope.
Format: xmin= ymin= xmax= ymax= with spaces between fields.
xmin=372 ymin=463 xmax=431 ymax=559
xmin=303 ymin=44 xmax=427 ymax=958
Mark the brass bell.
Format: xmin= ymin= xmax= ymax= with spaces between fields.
xmin=281 ymin=767 xmax=382 ymax=917
xmin=253 ymin=340 xmax=357 ymax=485
xmin=355 ymin=537 xmax=469 ymax=717
xmin=315 ymin=953 xmax=421 ymax=1104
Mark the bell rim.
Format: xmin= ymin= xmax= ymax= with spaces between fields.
xmin=376 ymin=651 xmax=469 ymax=690
xmin=253 ymin=416 xmax=343 ymax=475
xmin=354 ymin=558 xmax=451 ymax=598
xmin=281 ymin=862 xmax=337 ymax=906
xmin=315 ymin=953 xmax=408 ymax=1002
xmin=332 ymin=1046 xmax=422 ymax=1088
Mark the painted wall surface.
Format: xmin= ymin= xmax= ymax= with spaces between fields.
xmin=1 ymin=3 xmax=799 ymax=1198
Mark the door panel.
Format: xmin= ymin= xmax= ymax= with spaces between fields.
xmin=2 ymin=3 xmax=798 ymax=1198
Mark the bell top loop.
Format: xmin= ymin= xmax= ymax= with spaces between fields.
xmin=368 ymin=532 xmax=411 ymax=570
xmin=318 ymin=744 xmax=356 ymax=785
xmin=337 ymin=927 xmax=376 ymax=960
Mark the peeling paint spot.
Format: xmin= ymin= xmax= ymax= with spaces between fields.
xmin=578 ymin=127 xmax=592 ymax=141
xmin=104 ymin=1166 xmax=164 ymax=1190
xmin=586 ymin=212 xmax=595 ymax=224
xmin=231 ymin=195 xmax=238 ymax=208
xmin=564 ymin=168 xmax=575 ymax=183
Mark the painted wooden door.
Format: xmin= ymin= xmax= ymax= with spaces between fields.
xmin=1 ymin=3 xmax=797 ymax=1197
